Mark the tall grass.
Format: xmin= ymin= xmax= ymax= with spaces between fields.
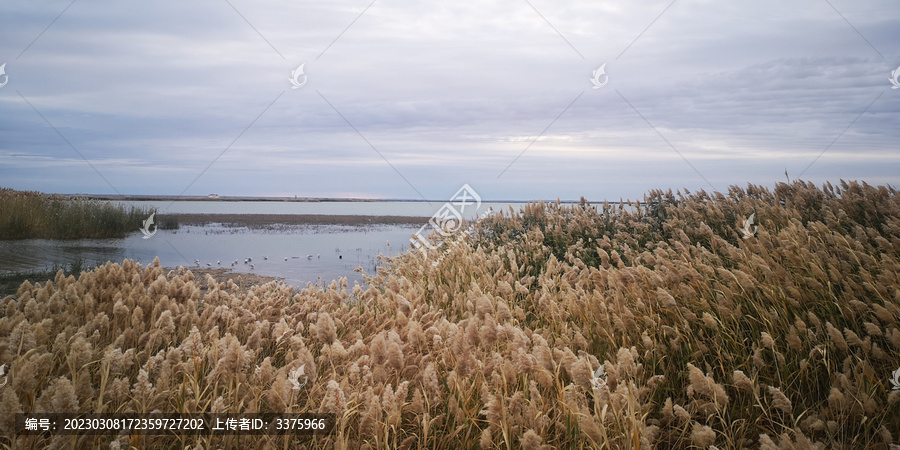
xmin=0 ymin=188 xmax=152 ymax=239
xmin=0 ymin=180 xmax=898 ymax=449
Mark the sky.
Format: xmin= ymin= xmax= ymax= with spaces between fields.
xmin=1 ymin=0 xmax=898 ymax=201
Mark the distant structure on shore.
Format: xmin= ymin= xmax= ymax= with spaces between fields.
xmin=208 ymin=194 xmax=219 ymax=198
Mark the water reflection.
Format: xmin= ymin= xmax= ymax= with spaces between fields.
xmin=0 ymin=224 xmax=419 ymax=287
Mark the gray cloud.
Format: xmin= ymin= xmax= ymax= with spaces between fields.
xmin=1 ymin=0 xmax=898 ymax=200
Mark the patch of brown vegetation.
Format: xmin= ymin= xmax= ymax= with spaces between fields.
xmin=0 ymin=180 xmax=898 ymax=448
xmin=181 ymin=267 xmax=280 ymax=293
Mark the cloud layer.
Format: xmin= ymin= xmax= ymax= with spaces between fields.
xmin=1 ymin=0 xmax=898 ymax=200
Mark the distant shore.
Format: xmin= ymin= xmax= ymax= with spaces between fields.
xmin=171 ymin=213 xmax=430 ymax=227
xmin=73 ymin=194 xmax=607 ymax=203
xmin=86 ymin=195 xmax=402 ymax=202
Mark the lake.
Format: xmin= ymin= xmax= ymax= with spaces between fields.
xmin=1 ymin=199 xmax=630 ymax=287
xmin=0 ymin=223 xmax=425 ymax=287
xmin=118 ymin=200 xmax=532 ymax=217
xmin=0 ymin=200 xmax=536 ymax=288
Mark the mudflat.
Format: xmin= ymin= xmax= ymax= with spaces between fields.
xmin=170 ymin=213 xmax=429 ymax=227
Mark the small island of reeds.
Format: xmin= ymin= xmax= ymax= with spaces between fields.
xmin=0 ymin=188 xmax=155 ymax=240
xmin=1 ymin=180 xmax=898 ymax=448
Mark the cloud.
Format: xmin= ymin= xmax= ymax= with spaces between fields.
xmin=0 ymin=0 xmax=898 ymax=200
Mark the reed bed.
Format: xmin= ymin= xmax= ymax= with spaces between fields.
xmin=0 ymin=180 xmax=898 ymax=449
xmin=0 ymin=188 xmax=151 ymax=239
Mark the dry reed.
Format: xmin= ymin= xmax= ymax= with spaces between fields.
xmin=1 ymin=180 xmax=898 ymax=448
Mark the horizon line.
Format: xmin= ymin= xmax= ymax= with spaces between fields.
xmin=66 ymin=193 xmax=630 ymax=204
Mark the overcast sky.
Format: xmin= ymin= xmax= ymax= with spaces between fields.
xmin=1 ymin=0 xmax=898 ymax=201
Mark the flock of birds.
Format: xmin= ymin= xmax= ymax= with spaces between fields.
xmin=192 ymin=253 xmax=341 ymax=270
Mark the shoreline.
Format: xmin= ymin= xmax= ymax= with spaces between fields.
xmin=171 ymin=267 xmax=282 ymax=292
xmin=170 ymin=213 xmax=430 ymax=227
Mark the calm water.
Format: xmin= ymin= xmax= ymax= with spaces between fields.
xmin=119 ymin=200 xmax=531 ymax=217
xmin=1 ymin=200 xmax=622 ymax=288
xmin=0 ymin=223 xmax=421 ymax=288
